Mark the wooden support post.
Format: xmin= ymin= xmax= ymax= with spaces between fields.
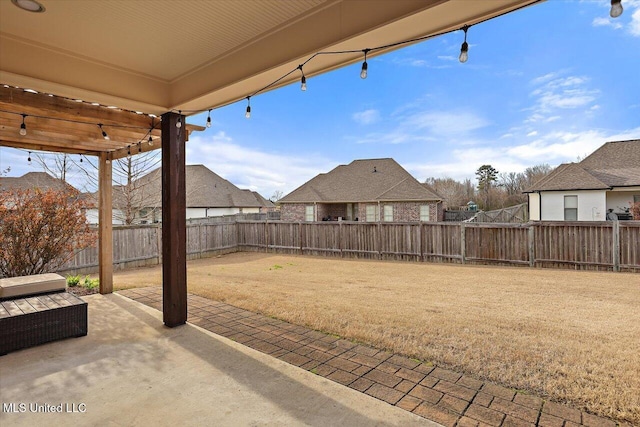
xmin=612 ymin=220 xmax=620 ymax=272
xmin=161 ymin=111 xmax=187 ymax=328
xmin=528 ymin=224 xmax=535 ymax=268
xmin=98 ymin=153 xmax=113 ymax=294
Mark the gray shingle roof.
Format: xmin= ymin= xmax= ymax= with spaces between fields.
xmin=526 ymin=139 xmax=640 ymax=192
xmin=279 ymin=158 xmax=441 ymax=203
xmin=0 ymin=172 xmax=76 ymax=193
xmin=132 ymin=164 xmax=271 ymax=208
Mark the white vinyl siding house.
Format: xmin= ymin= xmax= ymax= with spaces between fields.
xmin=534 ymin=191 xmax=606 ymax=221
xmin=526 ymin=140 xmax=640 ymax=221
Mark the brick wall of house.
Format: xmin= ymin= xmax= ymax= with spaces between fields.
xmin=282 ymin=201 xmax=442 ymax=222
xmin=280 ymin=203 xmax=307 ymax=221
xmin=358 ymin=201 xmax=442 ymax=222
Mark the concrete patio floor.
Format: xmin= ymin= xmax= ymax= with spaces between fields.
xmin=0 ymin=293 xmax=437 ymax=427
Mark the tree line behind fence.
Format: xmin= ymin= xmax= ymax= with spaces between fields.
xmin=60 ymin=220 xmax=640 ymax=275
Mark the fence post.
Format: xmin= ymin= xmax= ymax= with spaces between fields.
xmin=339 ymin=221 xmax=343 ymax=258
xmin=460 ymin=222 xmax=466 ymax=264
xmin=378 ymin=222 xmax=382 ymax=260
xmin=299 ymin=222 xmax=303 ymax=255
xmin=156 ymin=225 xmax=162 ymax=264
xmin=418 ymin=223 xmax=423 ymax=262
xmin=612 ymin=220 xmax=620 ymax=272
xmin=528 ymin=223 xmax=535 ymax=268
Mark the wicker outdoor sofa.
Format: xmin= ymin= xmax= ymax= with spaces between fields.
xmin=0 ymin=273 xmax=87 ymax=355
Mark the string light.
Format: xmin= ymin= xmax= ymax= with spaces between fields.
xmin=19 ymin=114 xmax=27 ymax=136
xmin=98 ymin=124 xmax=109 ymax=140
xmin=360 ymin=49 xmax=370 ymax=79
xmin=27 ymin=151 xmax=31 ymax=164
xmin=245 ymin=97 xmax=251 ymax=118
xmin=206 ymin=109 xmax=212 ymax=128
xmin=148 ymin=135 xmax=154 ymax=146
xmin=459 ymin=25 xmax=469 ymax=63
xmin=610 ymin=0 xmax=623 ymax=18
xmin=79 ymin=155 xmax=83 ymax=163
xmin=176 ymin=110 xmax=182 ymax=128
xmin=127 ymin=146 xmax=131 ymax=159
xmin=298 ymin=65 xmax=307 ymax=91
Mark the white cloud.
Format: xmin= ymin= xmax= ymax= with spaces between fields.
xmin=437 ymin=55 xmax=457 ymax=61
xmin=527 ymin=131 xmax=538 ymax=137
xmin=592 ymin=17 xmax=623 ymax=29
xmin=404 ymin=127 xmax=640 ymax=182
xmin=402 ymin=111 xmax=490 ymax=136
xmin=630 ymin=7 xmax=640 ymax=36
xmin=352 ymin=109 xmax=381 ymax=125
xmin=525 ymin=73 xmax=599 ymax=124
xmin=186 ymin=131 xmax=334 ymax=198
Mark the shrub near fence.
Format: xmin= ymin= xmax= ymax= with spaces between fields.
xmin=59 ymin=220 xmax=640 ymax=275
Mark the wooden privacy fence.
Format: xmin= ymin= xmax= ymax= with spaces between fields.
xmin=60 ymin=220 xmax=640 ymax=274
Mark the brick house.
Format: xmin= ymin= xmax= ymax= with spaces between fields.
xmin=279 ymin=158 xmax=443 ymax=222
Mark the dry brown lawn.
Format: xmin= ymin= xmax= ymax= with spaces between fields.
xmin=113 ymin=252 xmax=640 ymax=425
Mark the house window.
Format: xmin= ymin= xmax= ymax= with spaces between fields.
xmin=634 ymin=195 xmax=640 ymax=203
xmin=365 ymin=205 xmax=378 ymax=222
xmin=564 ymin=195 xmax=578 ymax=221
xmin=305 ymin=205 xmax=314 ymax=222
xmin=420 ymin=205 xmax=431 ymax=222
xmin=383 ymin=205 xmax=393 ymax=222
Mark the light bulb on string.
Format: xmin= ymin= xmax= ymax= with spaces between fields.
xmin=610 ymin=0 xmax=623 ymax=18
xmin=245 ymin=97 xmax=251 ymax=119
xmin=127 ymin=146 xmax=131 ymax=159
xmin=148 ymin=135 xmax=154 ymax=146
xmin=27 ymin=151 xmax=31 ymax=164
xmin=19 ymin=114 xmax=27 ymax=136
xmin=298 ymin=65 xmax=307 ymax=91
xmin=360 ymin=49 xmax=370 ymax=79
xmin=99 ymin=124 xmax=109 ymax=140
xmin=459 ymin=25 xmax=469 ymax=63
xmin=206 ymin=110 xmax=212 ymax=128
xmin=138 ymin=143 xmax=142 ymax=154
xmin=176 ymin=110 xmax=182 ymax=128
xmin=79 ymin=155 xmax=83 ymax=163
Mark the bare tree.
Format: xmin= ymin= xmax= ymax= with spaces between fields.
xmin=270 ymin=190 xmax=284 ymax=202
xmin=425 ymin=177 xmax=476 ymax=209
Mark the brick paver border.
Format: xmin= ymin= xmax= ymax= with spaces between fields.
xmin=118 ymin=288 xmax=618 ymax=427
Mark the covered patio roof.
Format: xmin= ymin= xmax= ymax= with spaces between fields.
xmin=0 ymin=0 xmax=541 ymax=326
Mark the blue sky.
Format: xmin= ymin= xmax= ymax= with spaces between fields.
xmin=1 ymin=0 xmax=639 ymax=199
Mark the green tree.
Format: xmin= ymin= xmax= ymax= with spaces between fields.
xmin=0 ymin=188 xmax=96 ymax=278
xmin=476 ymin=165 xmax=498 ymax=210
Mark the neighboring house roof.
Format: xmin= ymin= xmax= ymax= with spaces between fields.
xmin=129 ymin=164 xmax=272 ymax=209
xmin=242 ymin=190 xmax=276 ymax=208
xmin=0 ymin=171 xmax=76 ymax=193
xmin=526 ymin=139 xmax=640 ymax=192
xmin=279 ymin=158 xmax=441 ymax=203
